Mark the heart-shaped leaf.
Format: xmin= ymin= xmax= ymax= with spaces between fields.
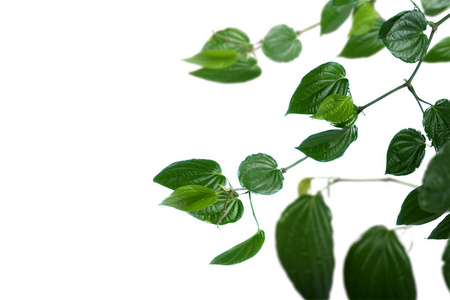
xmin=321 ymin=0 xmax=355 ymax=35
xmin=202 ymin=28 xmax=252 ymax=55
xmin=421 ymin=0 xmax=450 ymax=16
xmin=397 ymin=186 xmax=444 ymax=225
xmin=262 ymin=24 xmax=301 ymax=62
xmin=160 ymin=185 xmax=218 ymax=211
xmin=423 ymin=99 xmax=450 ymax=151
xmin=349 ymin=1 xmax=378 ymax=36
xmin=340 ymin=17 xmax=385 ymax=58
xmin=424 ymin=37 xmax=450 ymax=62
xmin=312 ymin=94 xmax=357 ymax=126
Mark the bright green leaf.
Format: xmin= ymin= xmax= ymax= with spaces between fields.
xmin=210 ymin=229 xmax=265 ymax=265
xmin=321 ymin=0 xmax=355 ymax=35
xmin=160 ymin=185 xmax=218 ymax=211
xmin=428 ymin=214 xmax=450 ymax=239
xmin=332 ymin=0 xmax=359 ymax=6
xmin=184 ymin=49 xmax=238 ymax=69
xmin=397 ymin=186 xmax=444 ymax=225
xmin=287 ymin=62 xmax=349 ymax=115
xmin=424 ymin=37 xmax=450 ymax=62
xmin=297 ymin=126 xmax=358 ymax=162
xmin=344 ymin=226 xmax=416 ymax=299
xmin=423 ymin=99 xmax=450 ymax=151
xmin=312 ymin=94 xmax=357 ymax=126
xmin=385 ymin=128 xmax=426 ymax=176
xmin=297 ymin=177 xmax=312 ymax=196
xmin=421 ymin=0 xmax=450 ymax=16
xmin=238 ymin=153 xmax=283 ymax=195
xmin=262 ymin=24 xmax=302 ymax=62
xmin=443 ymin=240 xmax=450 ymax=290
xmin=349 ymin=2 xmax=378 ymax=36
xmin=340 ymin=17 xmax=385 ymax=58
xmin=202 ymin=28 xmax=252 ymax=55
xmin=276 ymin=192 xmax=334 ymax=299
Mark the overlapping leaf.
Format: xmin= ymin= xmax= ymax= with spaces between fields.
xmin=332 ymin=0 xmax=359 ymax=6
xmin=184 ymin=49 xmax=238 ymax=69
xmin=312 ymin=94 xmax=357 ymax=127
xmin=160 ymin=185 xmax=218 ymax=211
xmin=349 ymin=1 xmax=377 ymax=36
xmin=340 ymin=17 xmax=385 ymax=58
xmin=321 ymin=0 xmax=355 ymax=35
xmin=421 ymin=0 xmax=450 ymax=16
xmin=423 ymin=99 xmax=450 ymax=151
xmin=443 ymin=240 xmax=450 ymax=290
xmin=397 ymin=186 xmax=444 ymax=225
xmin=424 ymin=37 xmax=450 ymax=62
xmin=202 ymin=28 xmax=252 ymax=55
xmin=428 ymin=214 xmax=450 ymax=239
xmin=262 ymin=24 xmax=301 ymax=62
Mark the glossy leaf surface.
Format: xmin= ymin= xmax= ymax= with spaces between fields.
xmin=332 ymin=0 xmax=359 ymax=6
xmin=202 ymin=28 xmax=252 ymax=55
xmin=276 ymin=193 xmax=334 ymax=299
xmin=443 ymin=240 xmax=450 ymax=290
xmin=428 ymin=214 xmax=450 ymax=239
xmin=188 ymin=192 xmax=243 ymax=225
xmin=262 ymin=24 xmax=301 ymax=62
xmin=184 ymin=49 xmax=238 ymax=69
xmin=397 ymin=186 xmax=444 ymax=225
xmin=423 ymin=99 xmax=450 ymax=151
xmin=340 ymin=17 xmax=385 ymax=58
xmin=312 ymin=94 xmax=356 ymax=126
xmin=344 ymin=226 xmax=416 ymax=299
xmin=160 ymin=185 xmax=218 ymax=211
xmin=421 ymin=0 xmax=450 ymax=16
xmin=424 ymin=37 xmax=450 ymax=62
xmin=321 ymin=0 xmax=354 ymax=35
xmin=349 ymin=1 xmax=377 ymax=36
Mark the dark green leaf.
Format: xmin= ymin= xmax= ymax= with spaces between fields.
xmin=202 ymin=28 xmax=252 ymax=55
xmin=297 ymin=126 xmax=358 ymax=162
xmin=397 ymin=186 xmax=444 ymax=225
xmin=321 ymin=0 xmax=355 ymax=35
xmin=378 ymin=10 xmax=429 ymax=63
xmin=421 ymin=0 xmax=450 ymax=16
xmin=443 ymin=240 xmax=450 ymax=290
xmin=210 ymin=229 xmax=265 ymax=265
xmin=312 ymin=94 xmax=357 ymax=126
xmin=160 ymin=185 xmax=218 ymax=211
xmin=188 ymin=191 xmax=244 ymax=225
xmin=276 ymin=192 xmax=334 ymax=299
xmin=332 ymin=0 xmax=359 ymax=6
xmin=184 ymin=49 xmax=238 ymax=69
xmin=428 ymin=214 xmax=450 ymax=239
xmin=287 ymin=62 xmax=349 ymax=115
xmin=190 ymin=56 xmax=262 ymax=83
xmin=340 ymin=17 xmax=385 ymax=58
xmin=349 ymin=1 xmax=378 ymax=36
xmin=419 ymin=142 xmax=450 ymax=212
xmin=153 ymin=159 xmax=226 ymax=191
xmin=262 ymin=24 xmax=301 ymax=62
xmin=424 ymin=37 xmax=450 ymax=62
xmin=423 ymin=99 xmax=450 ymax=151
xmin=238 ymin=153 xmax=283 ymax=195
xmin=344 ymin=226 xmax=416 ymax=299
xmin=385 ymin=128 xmax=426 ymax=176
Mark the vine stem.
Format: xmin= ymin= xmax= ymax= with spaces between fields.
xmin=281 ymin=156 xmax=308 ymax=174
xmin=296 ymin=22 xmax=320 ymax=36
xmin=435 ymin=12 xmax=450 ymax=27
xmin=248 ymin=193 xmax=260 ymax=230
xmin=319 ymin=176 xmax=418 ymax=190
xmin=358 ymin=83 xmax=406 ymax=113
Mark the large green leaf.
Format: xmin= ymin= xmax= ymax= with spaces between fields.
xmin=419 ymin=142 xmax=450 ymax=212
xmin=340 ymin=17 xmax=385 ymax=58
xmin=160 ymin=185 xmax=218 ymax=211
xmin=262 ymin=24 xmax=301 ymax=62
xmin=184 ymin=49 xmax=238 ymax=69
xmin=332 ymin=0 xmax=359 ymax=6
xmin=424 ymin=37 xmax=450 ymax=62
xmin=428 ymin=214 xmax=450 ymax=239
xmin=349 ymin=1 xmax=378 ymax=36
xmin=238 ymin=153 xmax=283 ymax=195
xmin=385 ymin=128 xmax=426 ymax=176
xmin=153 ymin=159 xmax=226 ymax=191
xmin=421 ymin=0 xmax=450 ymax=16
xmin=287 ymin=62 xmax=349 ymax=115
xmin=312 ymin=94 xmax=357 ymax=126
xmin=397 ymin=186 xmax=444 ymax=225
xmin=344 ymin=226 xmax=416 ymax=299
xmin=297 ymin=126 xmax=358 ymax=162
xmin=210 ymin=229 xmax=265 ymax=265
xmin=423 ymin=99 xmax=450 ymax=151
xmin=378 ymin=10 xmax=429 ymax=63
xmin=321 ymin=0 xmax=355 ymax=35
xmin=202 ymin=28 xmax=252 ymax=55
xmin=276 ymin=192 xmax=334 ymax=299
xmin=443 ymin=240 xmax=450 ymax=290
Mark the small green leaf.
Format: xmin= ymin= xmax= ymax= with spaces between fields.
xmin=378 ymin=10 xmax=429 ymax=63
xmin=276 ymin=192 xmax=334 ymax=299
xmin=423 ymin=99 xmax=450 ymax=151
xmin=421 ymin=0 xmax=450 ymax=16
xmin=312 ymin=94 xmax=357 ymax=126
xmin=344 ymin=226 xmax=416 ymax=299
xmin=238 ymin=153 xmax=283 ymax=195
xmin=385 ymin=128 xmax=426 ymax=176
xmin=190 ymin=56 xmax=262 ymax=83
xmin=349 ymin=2 xmax=378 ymax=36
xmin=188 ymin=192 xmax=244 ymax=225
xmin=297 ymin=126 xmax=358 ymax=162
xmin=160 ymin=185 xmax=218 ymax=211
xmin=428 ymin=215 xmax=450 ymax=239
xmin=340 ymin=17 xmax=385 ymax=58
xmin=287 ymin=62 xmax=349 ymax=115
xmin=321 ymin=0 xmax=355 ymax=35
xmin=397 ymin=186 xmax=444 ymax=225
xmin=210 ymin=229 xmax=265 ymax=265
xmin=332 ymin=0 xmax=359 ymax=6
xmin=153 ymin=159 xmax=226 ymax=191
xmin=424 ymin=37 xmax=450 ymax=62
xmin=262 ymin=24 xmax=301 ymax=62
xmin=202 ymin=28 xmax=252 ymax=55
xmin=297 ymin=177 xmax=312 ymax=196
xmin=184 ymin=49 xmax=238 ymax=69
xmin=443 ymin=240 xmax=450 ymax=290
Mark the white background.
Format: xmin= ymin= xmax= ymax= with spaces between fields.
xmin=1 ymin=0 xmax=449 ymax=299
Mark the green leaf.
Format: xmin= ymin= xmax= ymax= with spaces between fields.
xmin=428 ymin=214 xmax=450 ymax=239
xmin=297 ymin=126 xmax=358 ymax=162
xmin=202 ymin=28 xmax=252 ymax=55
xmin=385 ymin=128 xmax=426 ymax=176
xmin=321 ymin=0 xmax=355 ymax=35
xmin=349 ymin=2 xmax=378 ymax=36
xmin=188 ymin=191 xmax=244 ymax=225
xmin=378 ymin=10 xmax=429 ymax=63
xmin=287 ymin=62 xmax=349 ymax=115
xmin=210 ymin=229 xmax=265 ymax=265
xmin=312 ymin=94 xmax=357 ymax=126
xmin=344 ymin=226 xmax=416 ymax=299
xmin=262 ymin=24 xmax=302 ymax=62
xmin=184 ymin=49 xmax=238 ymax=69
xmin=423 ymin=99 xmax=450 ymax=151
xmin=340 ymin=17 xmax=385 ymax=58
xmin=153 ymin=159 xmax=226 ymax=191
xmin=238 ymin=153 xmax=283 ymax=195
xmin=332 ymin=0 xmax=359 ymax=6
xmin=160 ymin=185 xmax=218 ymax=211
xmin=190 ymin=56 xmax=262 ymax=83
xmin=419 ymin=142 xmax=450 ymax=212
xmin=421 ymin=0 xmax=450 ymax=16
xmin=397 ymin=186 xmax=444 ymax=225
xmin=424 ymin=37 xmax=450 ymax=62
xmin=276 ymin=192 xmax=334 ymax=299
xmin=443 ymin=240 xmax=450 ymax=290
xmin=297 ymin=177 xmax=312 ymax=196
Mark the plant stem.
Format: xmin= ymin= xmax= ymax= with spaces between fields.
xmin=323 ymin=176 xmax=418 ymax=189
xmin=436 ymin=12 xmax=450 ymax=27
xmin=248 ymin=193 xmax=260 ymax=230
xmin=281 ymin=156 xmax=308 ymax=174
xmin=217 ymin=190 xmax=234 ymax=226
xmin=358 ymin=83 xmax=406 ymax=114
xmin=296 ymin=22 xmax=320 ymax=36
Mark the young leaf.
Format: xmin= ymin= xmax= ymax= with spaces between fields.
xmin=188 ymin=192 xmax=244 ymax=225
xmin=238 ymin=153 xmax=283 ymax=195
xmin=160 ymin=185 xmax=218 ymax=211
xmin=421 ymin=0 xmax=450 ymax=16
xmin=184 ymin=49 xmax=238 ymax=69
xmin=332 ymin=0 xmax=359 ymax=6
xmin=287 ymin=62 xmax=349 ymax=115
xmin=424 ymin=37 xmax=450 ymax=62
xmin=190 ymin=56 xmax=262 ymax=83
xmin=154 ymin=159 xmax=226 ymax=191
xmin=311 ymin=94 xmax=356 ymax=126
xmin=428 ymin=214 xmax=450 ymax=239
xmin=385 ymin=128 xmax=426 ymax=176
xmin=321 ymin=0 xmax=355 ymax=35
xmin=397 ymin=186 xmax=444 ymax=225
xmin=443 ymin=240 xmax=450 ymax=290
xmin=340 ymin=17 xmax=385 ymax=58
xmin=423 ymin=99 xmax=450 ymax=151
xmin=202 ymin=28 xmax=252 ymax=55
xmin=297 ymin=177 xmax=312 ymax=196
xmin=344 ymin=226 xmax=416 ymax=299
xmin=276 ymin=193 xmax=334 ymax=299
xmin=378 ymin=10 xmax=429 ymax=63
xmin=262 ymin=24 xmax=302 ymax=62
xmin=210 ymin=229 xmax=265 ymax=265
xmin=348 ymin=1 xmax=377 ymax=36
xmin=297 ymin=126 xmax=358 ymax=162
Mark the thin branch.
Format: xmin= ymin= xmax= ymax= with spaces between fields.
xmin=296 ymin=22 xmax=321 ymax=36
xmin=320 ymin=176 xmax=418 ymax=190
xmin=248 ymin=193 xmax=260 ymax=230
xmin=281 ymin=156 xmax=308 ymax=174
xmin=358 ymin=83 xmax=407 ymax=114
